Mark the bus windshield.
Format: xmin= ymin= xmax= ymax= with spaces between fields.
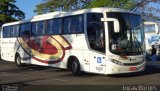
xmin=108 ymin=12 xmax=145 ymax=55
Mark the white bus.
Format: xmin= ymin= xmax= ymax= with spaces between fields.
xmin=1 ymin=7 xmax=146 ymax=75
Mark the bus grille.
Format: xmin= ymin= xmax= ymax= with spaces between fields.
xmin=123 ymin=62 xmax=141 ymax=66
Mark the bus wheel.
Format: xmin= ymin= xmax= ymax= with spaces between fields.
xmin=71 ymin=58 xmax=82 ymax=76
xmin=15 ymin=55 xmax=23 ymax=67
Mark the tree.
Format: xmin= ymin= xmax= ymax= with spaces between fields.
xmin=34 ymin=0 xmax=89 ymax=14
xmin=86 ymin=0 xmax=135 ymax=9
xmin=132 ymin=0 xmax=160 ymax=22
xmin=0 ymin=0 xmax=25 ymax=26
xmin=34 ymin=0 xmax=135 ymax=14
xmin=35 ymin=0 xmax=160 ymax=26
xmin=131 ymin=0 xmax=160 ymax=30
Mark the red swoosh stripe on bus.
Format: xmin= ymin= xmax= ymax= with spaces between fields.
xmin=18 ymin=35 xmax=72 ymax=64
xmin=22 ymin=36 xmax=59 ymax=55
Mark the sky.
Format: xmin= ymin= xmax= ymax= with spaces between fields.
xmin=15 ymin=0 xmax=160 ymax=24
xmin=15 ymin=0 xmax=43 ymax=19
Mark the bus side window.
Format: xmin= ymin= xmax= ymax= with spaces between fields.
xmin=77 ymin=15 xmax=83 ymax=33
xmin=31 ymin=22 xmax=37 ymax=36
xmin=71 ymin=15 xmax=83 ymax=33
xmin=20 ymin=23 xmax=31 ymax=37
xmin=63 ymin=15 xmax=83 ymax=34
xmin=10 ymin=26 xmax=14 ymax=37
xmin=10 ymin=25 xmax=19 ymax=37
xmin=13 ymin=25 xmax=19 ymax=37
xmin=64 ymin=17 xmax=71 ymax=34
xmin=53 ymin=19 xmax=62 ymax=34
xmin=3 ymin=26 xmax=10 ymax=38
xmin=45 ymin=20 xmax=53 ymax=35
xmin=45 ymin=19 xmax=62 ymax=35
xmin=37 ymin=21 xmax=45 ymax=36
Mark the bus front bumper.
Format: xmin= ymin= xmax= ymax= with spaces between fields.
xmin=104 ymin=60 xmax=146 ymax=75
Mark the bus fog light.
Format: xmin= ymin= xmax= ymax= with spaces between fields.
xmin=130 ymin=67 xmax=137 ymax=71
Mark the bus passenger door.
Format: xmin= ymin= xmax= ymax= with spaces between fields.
xmin=86 ymin=13 xmax=106 ymax=74
xmin=89 ymin=52 xmax=106 ymax=74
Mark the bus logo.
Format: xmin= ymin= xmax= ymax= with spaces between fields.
xmin=18 ymin=35 xmax=72 ymax=64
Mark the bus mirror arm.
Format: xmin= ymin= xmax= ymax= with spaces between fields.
xmin=144 ymin=21 xmax=159 ymax=34
xmin=101 ymin=18 xmax=120 ymax=33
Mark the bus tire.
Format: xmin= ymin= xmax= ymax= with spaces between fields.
xmin=15 ymin=54 xmax=24 ymax=67
xmin=71 ymin=58 xmax=82 ymax=76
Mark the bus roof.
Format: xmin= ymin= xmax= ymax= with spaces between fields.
xmin=2 ymin=7 xmax=137 ymax=27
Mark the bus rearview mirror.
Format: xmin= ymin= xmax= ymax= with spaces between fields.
xmin=101 ymin=18 xmax=120 ymax=33
xmin=144 ymin=21 xmax=159 ymax=34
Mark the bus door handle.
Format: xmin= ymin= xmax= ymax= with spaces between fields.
xmin=101 ymin=64 xmax=106 ymax=66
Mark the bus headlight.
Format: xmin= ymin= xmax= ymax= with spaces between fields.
xmin=110 ymin=59 xmax=123 ymax=65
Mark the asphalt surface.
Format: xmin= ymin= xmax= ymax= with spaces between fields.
xmin=0 ymin=60 xmax=160 ymax=91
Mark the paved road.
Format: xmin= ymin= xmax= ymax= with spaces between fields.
xmin=0 ymin=60 xmax=160 ymax=91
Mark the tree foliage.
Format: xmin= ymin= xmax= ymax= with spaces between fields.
xmin=35 ymin=0 xmax=160 ymax=23
xmin=132 ymin=0 xmax=160 ymax=22
xmin=34 ymin=0 xmax=89 ymax=14
xmin=34 ymin=0 xmax=135 ymax=14
xmin=0 ymin=0 xmax=25 ymax=26
xmin=86 ymin=0 xmax=134 ymax=9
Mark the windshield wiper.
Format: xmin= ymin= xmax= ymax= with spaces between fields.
xmin=122 ymin=35 xmax=143 ymax=55
xmin=134 ymin=24 xmax=143 ymax=30
xmin=133 ymin=35 xmax=143 ymax=54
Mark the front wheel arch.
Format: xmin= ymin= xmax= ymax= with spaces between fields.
xmin=67 ymin=56 xmax=82 ymax=76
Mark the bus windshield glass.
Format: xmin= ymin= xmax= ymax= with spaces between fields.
xmin=108 ymin=12 xmax=145 ymax=55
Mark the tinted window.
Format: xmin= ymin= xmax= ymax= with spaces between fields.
xmin=63 ymin=15 xmax=83 ymax=34
xmin=64 ymin=17 xmax=71 ymax=34
xmin=13 ymin=25 xmax=19 ymax=37
xmin=53 ymin=19 xmax=62 ymax=34
xmin=31 ymin=22 xmax=37 ymax=36
xmin=73 ymin=16 xmax=83 ymax=33
xmin=10 ymin=26 xmax=14 ymax=37
xmin=3 ymin=25 xmax=19 ymax=38
xmin=3 ymin=26 xmax=10 ymax=38
xmin=87 ymin=13 xmax=105 ymax=53
xmin=20 ymin=23 xmax=31 ymax=37
xmin=45 ymin=20 xmax=53 ymax=35
xmin=10 ymin=25 xmax=19 ymax=37
xmin=37 ymin=21 xmax=44 ymax=35
xmin=45 ymin=19 xmax=62 ymax=35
